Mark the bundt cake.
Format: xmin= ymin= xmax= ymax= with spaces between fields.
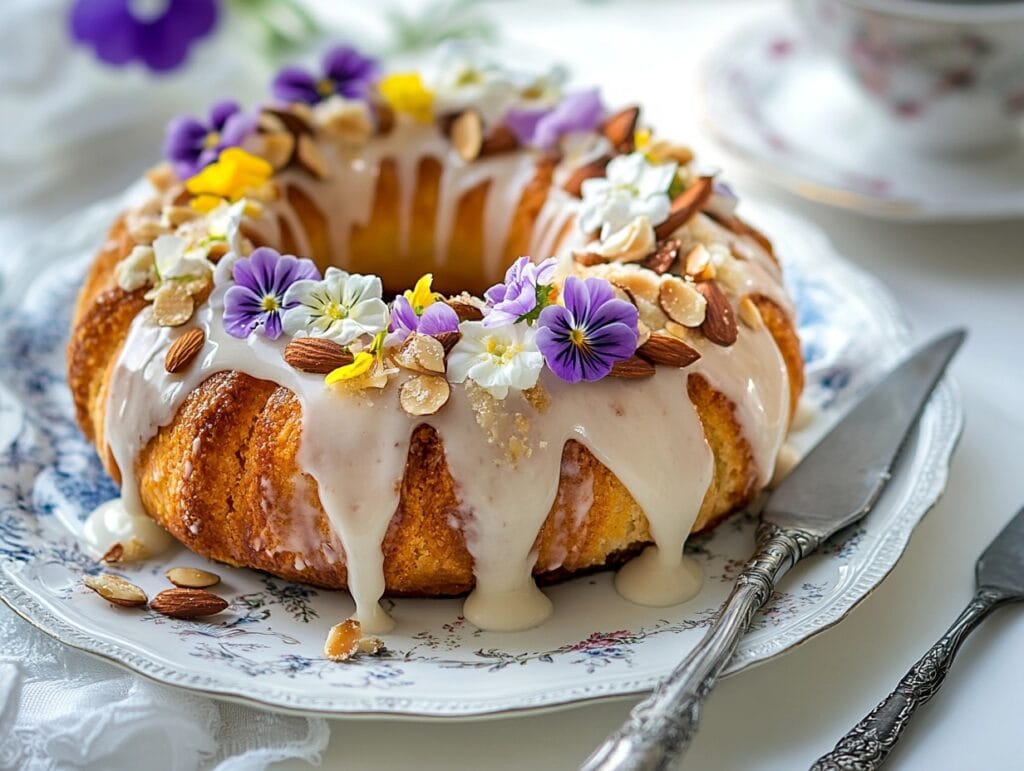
xmin=68 ymin=43 xmax=803 ymax=633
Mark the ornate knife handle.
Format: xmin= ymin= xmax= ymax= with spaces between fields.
xmin=581 ymin=524 xmax=819 ymax=771
xmin=811 ymin=587 xmax=1015 ymax=771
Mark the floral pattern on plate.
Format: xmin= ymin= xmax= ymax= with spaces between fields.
xmin=0 ymin=196 xmax=961 ymax=717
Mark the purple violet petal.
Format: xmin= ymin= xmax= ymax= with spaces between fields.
xmin=209 ymin=99 xmax=240 ymax=131
xmin=272 ymin=66 xmax=320 ymax=104
xmin=417 ymin=302 xmax=460 ymax=337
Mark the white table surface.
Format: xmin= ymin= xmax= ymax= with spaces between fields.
xmin=2 ymin=1 xmax=1022 ymax=769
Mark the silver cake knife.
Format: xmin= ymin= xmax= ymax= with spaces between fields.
xmin=581 ymin=329 xmax=966 ymax=771
xmin=811 ymin=504 xmax=1024 ymax=770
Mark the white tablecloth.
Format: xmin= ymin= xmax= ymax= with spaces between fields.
xmin=1 ymin=1 xmax=1022 ymax=769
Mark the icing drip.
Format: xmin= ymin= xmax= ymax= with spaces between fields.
xmin=82 ymin=498 xmax=175 ymax=560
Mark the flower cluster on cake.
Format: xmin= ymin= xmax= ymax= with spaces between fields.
xmin=68 ymin=42 xmax=803 ymax=634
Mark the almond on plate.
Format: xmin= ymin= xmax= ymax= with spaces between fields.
xmin=83 ymin=574 xmax=148 ymax=608
xmin=150 ymin=588 xmax=228 ymax=619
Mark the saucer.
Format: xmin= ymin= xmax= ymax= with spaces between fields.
xmin=700 ymin=16 xmax=1024 ymax=221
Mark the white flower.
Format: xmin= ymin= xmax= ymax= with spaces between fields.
xmin=115 ymin=245 xmax=156 ymax=291
xmin=578 ymin=152 xmax=678 ymax=240
xmin=281 ymin=267 xmax=389 ymax=345
xmin=588 ymin=216 xmax=656 ymax=263
xmin=446 ymin=321 xmax=544 ymax=400
xmin=206 ymin=200 xmax=247 ymax=252
xmin=152 ymin=234 xmax=213 ymax=281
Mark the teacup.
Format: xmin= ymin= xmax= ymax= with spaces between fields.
xmin=793 ymin=0 xmax=1024 ymax=153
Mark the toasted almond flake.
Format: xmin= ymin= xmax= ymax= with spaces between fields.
xmin=684 ymin=244 xmax=715 ymax=280
xmin=165 ymin=328 xmax=205 ymax=373
xmin=324 ymin=619 xmax=362 ymax=662
xmin=150 ymin=588 xmax=228 ymax=619
xmin=659 ymin=275 xmax=707 ymax=328
xmin=166 ymin=566 xmax=221 ymax=589
xmin=260 ymin=131 xmax=296 ymax=169
xmin=399 ymin=374 xmax=451 ymax=416
xmin=738 ymin=296 xmax=764 ymax=330
xmin=101 ymin=543 xmax=124 ymax=563
xmin=152 ymin=283 xmax=195 ymax=327
xmin=164 ymin=205 xmax=198 ymax=227
xmin=396 ymin=334 xmax=446 ymax=374
xmin=127 ymin=216 xmax=169 ymax=245
xmin=145 ymin=163 xmax=176 ymax=192
xmin=83 ymin=574 xmax=148 ymax=608
xmin=357 ymin=636 xmax=385 ymax=655
xmin=451 ymin=109 xmax=484 ymax=162
xmin=296 ymin=134 xmax=329 ymax=179
xmin=101 ymin=538 xmax=150 ymax=564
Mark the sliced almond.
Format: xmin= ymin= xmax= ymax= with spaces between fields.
xmin=357 ymin=635 xmax=385 ymax=655
xmin=101 ymin=543 xmax=124 ymax=564
xmin=563 ymin=155 xmax=612 ymax=198
xmin=296 ymin=134 xmax=329 ymax=179
xmin=145 ymin=163 xmax=176 ymax=192
xmin=446 ymin=299 xmax=483 ymax=322
xmin=166 ymin=566 xmax=221 ymax=589
xmin=260 ymin=131 xmax=296 ymax=170
xmin=324 ymin=619 xmax=362 ymax=662
xmin=262 ymin=107 xmax=312 ymax=137
xmin=284 ymin=337 xmax=354 ymax=374
xmin=659 ymin=276 xmax=707 ymax=328
xmin=697 ymin=281 xmax=738 ymax=346
xmin=642 ymin=238 xmax=681 ymax=275
xmin=654 ymin=176 xmax=714 ymax=240
xmin=479 ymin=124 xmax=519 ymax=156
xmin=150 ymin=588 xmax=228 ymax=619
xmin=738 ymin=295 xmax=764 ymax=330
xmin=451 ymin=109 xmax=484 ymax=162
xmin=602 ymin=106 xmax=640 ymax=152
xmin=637 ymin=332 xmax=701 ymax=368
xmin=83 ymin=574 xmax=148 ymax=608
xmin=435 ymin=331 xmax=461 ymax=354
xmin=152 ymin=282 xmax=195 ymax=327
xmin=396 ymin=334 xmax=446 ymax=374
xmin=164 ymin=205 xmax=198 ymax=227
xmin=101 ymin=539 xmax=150 ymax=564
xmin=165 ymin=328 xmax=205 ymax=373
xmin=608 ymin=356 xmax=656 ymax=379
xmin=399 ymin=374 xmax=451 ymax=416
xmin=683 ymin=244 xmax=716 ymax=281
xmin=127 ymin=216 xmax=169 ymax=245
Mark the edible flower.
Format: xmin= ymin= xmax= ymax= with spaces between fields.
xmin=388 ymin=297 xmax=460 ymax=345
xmin=482 ymin=256 xmax=558 ymax=328
xmin=536 ymin=276 xmax=639 ymax=383
xmin=504 ymin=88 xmax=604 ymax=152
xmin=281 ymin=267 xmax=389 ymax=345
xmin=378 ymin=72 xmax=434 ymax=124
xmin=446 ymin=321 xmax=544 ymax=400
xmin=163 ymin=100 xmax=257 ymax=179
xmin=404 ymin=273 xmax=440 ymax=314
xmin=325 ymin=351 xmax=374 ymax=385
xmin=578 ymin=152 xmax=677 ymax=240
xmin=272 ymin=44 xmax=380 ymax=105
xmin=223 ymin=247 xmax=320 ymax=340
xmin=152 ymin=234 xmax=212 ymax=281
xmin=185 ymin=148 xmax=273 ymax=213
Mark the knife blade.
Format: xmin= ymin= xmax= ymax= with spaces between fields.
xmin=812 ymin=505 xmax=1024 ymax=770
xmin=581 ymin=329 xmax=965 ymax=771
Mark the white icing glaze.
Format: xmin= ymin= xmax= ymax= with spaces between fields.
xmin=82 ymin=498 xmax=175 ymax=560
xmin=101 ymin=120 xmax=796 ymax=633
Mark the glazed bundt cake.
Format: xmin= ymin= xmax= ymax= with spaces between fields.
xmin=68 ymin=43 xmax=803 ymax=633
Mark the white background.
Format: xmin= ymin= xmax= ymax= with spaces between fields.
xmin=2 ymin=1 xmax=1023 ymax=769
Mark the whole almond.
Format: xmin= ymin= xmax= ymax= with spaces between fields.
xmin=563 ymin=155 xmax=612 ymax=198
xmin=637 ymin=333 xmax=701 ymax=368
xmin=451 ymin=109 xmax=484 ymax=162
xmin=602 ymin=105 xmax=640 ymax=152
xmin=151 ymin=588 xmax=228 ymax=619
xmin=697 ymin=281 xmax=738 ymax=346
xmin=165 ymin=328 xmax=205 ymax=373
xmin=166 ymin=566 xmax=221 ymax=589
xmin=608 ymin=356 xmax=656 ymax=379
xmin=446 ymin=299 xmax=483 ymax=322
xmin=284 ymin=338 xmax=354 ymax=374
xmin=654 ymin=176 xmax=714 ymax=240
xmin=435 ymin=331 xmax=461 ymax=354
xmin=574 ymin=251 xmax=608 ymax=267
xmin=399 ymin=374 xmax=451 ymax=417
xmin=84 ymin=574 xmax=148 ymax=608
xmin=479 ymin=124 xmax=519 ymax=156
xmin=642 ymin=238 xmax=681 ymax=275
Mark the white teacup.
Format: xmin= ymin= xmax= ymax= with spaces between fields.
xmin=793 ymin=0 xmax=1024 ymax=153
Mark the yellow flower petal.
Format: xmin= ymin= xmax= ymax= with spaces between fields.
xmin=325 ymin=351 xmax=374 ymax=385
xmin=186 ymin=148 xmax=273 ymax=205
xmin=634 ymin=127 xmax=652 ymax=151
xmin=189 ymin=194 xmax=224 ymax=213
xmin=379 ymin=72 xmax=434 ymax=124
xmin=403 ymin=273 xmax=438 ymax=314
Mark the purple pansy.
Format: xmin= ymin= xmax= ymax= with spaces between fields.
xmin=483 ymin=256 xmax=558 ymax=328
xmin=163 ymin=99 xmax=257 ymax=179
xmin=69 ymin=0 xmax=218 ymax=73
xmin=272 ymin=44 xmax=380 ymax=105
xmin=536 ymin=276 xmax=639 ymax=383
xmin=388 ymin=296 xmax=460 ymax=344
xmin=223 ymin=248 xmax=321 ymax=340
xmin=504 ymin=89 xmax=605 ymax=151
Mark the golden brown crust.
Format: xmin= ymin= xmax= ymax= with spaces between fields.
xmin=69 ymin=202 xmax=804 ymax=597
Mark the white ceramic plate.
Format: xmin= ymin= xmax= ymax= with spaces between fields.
xmin=701 ymin=16 xmax=1024 ymax=221
xmin=0 ymin=196 xmax=961 ymax=718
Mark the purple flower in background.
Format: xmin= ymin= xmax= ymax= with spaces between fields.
xmin=69 ymin=0 xmax=218 ymax=73
xmin=224 ymin=248 xmax=321 ymax=339
xmin=388 ymin=296 xmax=460 ymax=344
xmin=536 ymin=276 xmax=638 ymax=383
xmin=163 ymin=100 xmax=257 ymax=179
xmin=483 ymin=257 xmax=558 ymax=328
xmin=505 ymin=89 xmax=604 ymax=151
xmin=273 ymin=44 xmax=380 ymax=105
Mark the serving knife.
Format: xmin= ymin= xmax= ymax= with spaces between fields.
xmin=812 ymin=504 xmax=1024 ymax=770
xmin=581 ymin=329 xmax=965 ymax=771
